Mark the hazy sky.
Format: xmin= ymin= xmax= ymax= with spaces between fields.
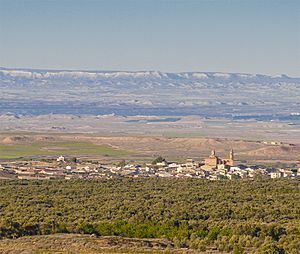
xmin=0 ymin=0 xmax=299 ymax=76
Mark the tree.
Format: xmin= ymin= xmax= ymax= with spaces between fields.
xmin=152 ymin=156 xmax=166 ymax=165
xmin=232 ymin=245 xmax=245 ymax=254
xmin=117 ymin=160 xmax=126 ymax=167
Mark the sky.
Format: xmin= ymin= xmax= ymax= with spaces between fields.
xmin=0 ymin=0 xmax=299 ymax=76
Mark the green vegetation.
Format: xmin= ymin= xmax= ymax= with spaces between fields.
xmin=0 ymin=179 xmax=299 ymax=253
xmin=152 ymin=156 xmax=166 ymax=165
xmin=0 ymin=141 xmax=129 ymax=158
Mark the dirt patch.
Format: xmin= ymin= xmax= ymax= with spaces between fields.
xmin=0 ymin=234 xmax=214 ymax=254
xmin=241 ymin=145 xmax=300 ymax=158
xmin=35 ymin=136 xmax=57 ymax=142
xmin=2 ymin=136 xmax=33 ymax=144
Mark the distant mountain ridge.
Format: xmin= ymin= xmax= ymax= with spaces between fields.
xmin=0 ymin=67 xmax=299 ymax=82
xmin=0 ymin=67 xmax=299 ymax=118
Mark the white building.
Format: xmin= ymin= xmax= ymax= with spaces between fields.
xmin=57 ymin=155 xmax=65 ymax=162
xmin=270 ymin=172 xmax=283 ymax=179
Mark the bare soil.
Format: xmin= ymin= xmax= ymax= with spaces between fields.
xmin=0 ymin=234 xmax=223 ymax=254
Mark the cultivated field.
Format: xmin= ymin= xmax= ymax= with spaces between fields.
xmin=0 ymin=139 xmax=129 ymax=159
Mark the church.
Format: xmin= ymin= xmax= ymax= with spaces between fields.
xmin=204 ymin=149 xmax=234 ymax=169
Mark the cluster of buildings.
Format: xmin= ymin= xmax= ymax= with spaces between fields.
xmin=0 ymin=150 xmax=299 ymax=180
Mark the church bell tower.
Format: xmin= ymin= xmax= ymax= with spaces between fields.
xmin=230 ymin=149 xmax=234 ymax=160
xmin=229 ymin=149 xmax=234 ymax=166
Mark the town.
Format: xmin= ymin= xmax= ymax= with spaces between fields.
xmin=1 ymin=149 xmax=299 ymax=180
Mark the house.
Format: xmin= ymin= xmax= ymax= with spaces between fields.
xmin=57 ymin=155 xmax=65 ymax=162
xmin=270 ymin=172 xmax=283 ymax=179
xmin=156 ymin=161 xmax=167 ymax=167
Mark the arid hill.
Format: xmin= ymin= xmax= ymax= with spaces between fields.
xmin=1 ymin=134 xmax=299 ymax=165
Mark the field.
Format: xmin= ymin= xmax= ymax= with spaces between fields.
xmin=1 ymin=115 xmax=300 ymax=145
xmin=0 ymin=178 xmax=299 ymax=253
xmin=0 ymin=140 xmax=130 ymax=159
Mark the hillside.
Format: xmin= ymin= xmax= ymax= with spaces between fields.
xmin=0 ymin=179 xmax=299 ymax=253
xmin=1 ymin=133 xmax=300 ymax=164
